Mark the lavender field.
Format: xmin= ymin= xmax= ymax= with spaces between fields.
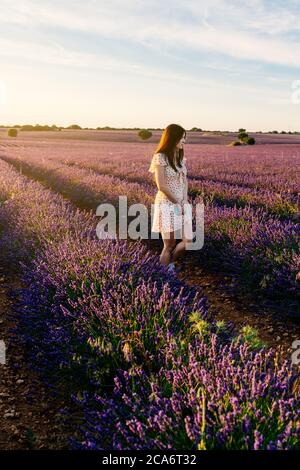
xmin=0 ymin=131 xmax=299 ymax=450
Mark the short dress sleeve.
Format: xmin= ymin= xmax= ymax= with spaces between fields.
xmin=148 ymin=153 xmax=167 ymax=173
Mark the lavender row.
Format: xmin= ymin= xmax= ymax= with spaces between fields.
xmin=74 ymin=338 xmax=300 ymax=450
xmin=189 ymin=179 xmax=299 ymax=221
xmin=0 ymin=158 xmax=299 ymax=449
xmin=56 ymin=157 xmax=299 ymax=220
xmin=1 ymin=153 xmax=298 ymax=305
xmin=46 ymin=140 xmax=299 ymax=193
xmin=47 ymin=148 xmax=299 ymax=212
xmin=0 ymin=154 xmax=155 ymax=209
xmin=194 ymin=200 xmax=299 ymax=302
xmin=1 ymin=139 xmax=299 ymax=203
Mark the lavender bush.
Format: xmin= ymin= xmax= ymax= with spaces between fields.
xmin=0 ymin=155 xmax=299 ymax=450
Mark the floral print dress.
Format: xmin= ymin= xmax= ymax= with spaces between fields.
xmin=148 ymin=152 xmax=193 ymax=237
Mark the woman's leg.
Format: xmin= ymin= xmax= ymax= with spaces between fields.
xmin=171 ymin=210 xmax=194 ymax=262
xmin=160 ymin=231 xmax=176 ymax=265
xmin=170 ymin=233 xmax=193 ymax=262
xmin=170 ymin=238 xmax=186 ymax=262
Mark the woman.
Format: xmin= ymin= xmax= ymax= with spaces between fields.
xmin=149 ymin=123 xmax=193 ymax=272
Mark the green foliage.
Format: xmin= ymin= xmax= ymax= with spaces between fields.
xmin=215 ymin=320 xmax=228 ymax=335
xmin=20 ymin=124 xmax=59 ymax=131
xmin=188 ymin=312 xmax=211 ymax=338
xmin=237 ymin=128 xmax=256 ymax=145
xmin=138 ymin=129 xmax=152 ymax=140
xmin=236 ymin=325 xmax=266 ymax=350
xmin=24 ymin=427 xmax=37 ymax=449
xmin=67 ymin=124 xmax=82 ymax=130
xmin=238 ymin=132 xmax=249 ymax=141
xmin=245 ymin=136 xmax=256 ymax=145
xmin=8 ymin=128 xmax=18 ymax=137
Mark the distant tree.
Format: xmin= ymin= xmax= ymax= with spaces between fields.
xmin=20 ymin=124 xmax=57 ymax=131
xmin=272 ymin=130 xmax=278 ymax=134
xmin=245 ymin=136 xmax=256 ymax=145
xmin=35 ymin=124 xmax=50 ymax=131
xmin=190 ymin=127 xmax=202 ymax=131
xmin=233 ymin=128 xmax=256 ymax=146
xmin=281 ymin=130 xmax=286 ymax=134
xmin=138 ymin=129 xmax=152 ymax=140
xmin=67 ymin=124 xmax=82 ymax=130
xmin=238 ymin=131 xmax=249 ymax=142
xmin=8 ymin=128 xmax=18 ymax=137
xmin=20 ymin=124 xmax=34 ymax=131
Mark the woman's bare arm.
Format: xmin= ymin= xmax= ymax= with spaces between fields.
xmin=154 ymin=165 xmax=181 ymax=204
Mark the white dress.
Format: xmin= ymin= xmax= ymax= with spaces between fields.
xmin=148 ymin=152 xmax=193 ymax=237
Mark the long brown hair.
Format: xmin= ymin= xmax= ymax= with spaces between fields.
xmin=154 ymin=124 xmax=186 ymax=172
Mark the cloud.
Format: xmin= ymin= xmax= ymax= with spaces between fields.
xmin=0 ymin=35 xmax=290 ymax=108
xmin=0 ymin=0 xmax=300 ymax=70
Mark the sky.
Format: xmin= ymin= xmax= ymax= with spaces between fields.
xmin=0 ymin=0 xmax=300 ymax=131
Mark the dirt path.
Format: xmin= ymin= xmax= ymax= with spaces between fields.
xmin=0 ymin=267 xmax=75 ymax=450
xmin=142 ymin=238 xmax=300 ymax=357
xmin=178 ymin=256 xmax=299 ymax=356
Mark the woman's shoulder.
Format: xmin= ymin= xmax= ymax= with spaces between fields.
xmin=154 ymin=151 xmax=167 ymax=159
xmin=148 ymin=152 xmax=167 ymax=173
xmin=152 ymin=152 xmax=167 ymax=164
